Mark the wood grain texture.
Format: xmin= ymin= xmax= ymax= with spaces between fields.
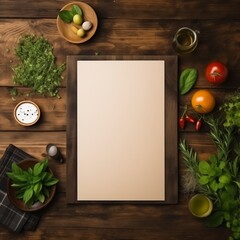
xmin=0 ymin=0 xmax=239 ymax=20
xmin=0 ymin=19 xmax=240 ymax=88
xmin=0 ymin=0 xmax=239 ymax=239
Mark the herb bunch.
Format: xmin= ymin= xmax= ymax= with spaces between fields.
xmin=12 ymin=34 xmax=65 ymax=98
xmin=180 ymin=116 xmax=240 ymax=240
xmin=7 ymin=158 xmax=59 ymax=206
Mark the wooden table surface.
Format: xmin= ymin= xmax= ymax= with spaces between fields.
xmin=0 ymin=0 xmax=239 ymax=239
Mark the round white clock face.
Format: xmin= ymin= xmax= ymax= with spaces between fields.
xmin=14 ymin=101 xmax=40 ymax=126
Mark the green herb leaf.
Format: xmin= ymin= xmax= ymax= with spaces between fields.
xmin=199 ymin=161 xmax=210 ymax=174
xmin=33 ymin=161 xmax=45 ymax=176
xmin=210 ymin=180 xmax=218 ymax=192
xmin=23 ymin=188 xmax=33 ymax=204
xmin=11 ymin=162 xmax=23 ymax=175
xmin=199 ymin=175 xmax=209 ymax=185
xmin=179 ymin=68 xmax=198 ymax=95
xmin=219 ymin=161 xmax=226 ymax=170
xmin=59 ymin=10 xmax=74 ymax=23
xmin=37 ymin=193 xmax=45 ymax=203
xmin=219 ymin=174 xmax=231 ymax=184
xmin=44 ymin=178 xmax=59 ymax=187
xmin=205 ymin=211 xmax=224 ymax=227
xmin=71 ymin=5 xmax=82 ymax=16
xmin=43 ymin=187 xmax=50 ymax=198
xmin=12 ymin=173 xmax=28 ymax=182
xmin=44 ymin=172 xmax=54 ymax=182
xmin=33 ymin=182 xmax=42 ymax=195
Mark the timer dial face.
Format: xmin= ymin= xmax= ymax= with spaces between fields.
xmin=14 ymin=101 xmax=40 ymax=126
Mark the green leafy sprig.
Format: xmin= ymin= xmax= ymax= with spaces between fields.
xmin=7 ymin=158 xmax=59 ymax=206
xmin=204 ymin=115 xmax=235 ymax=160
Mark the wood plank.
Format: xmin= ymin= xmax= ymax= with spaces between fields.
xmin=0 ymin=19 xmax=240 ymax=88
xmin=0 ymin=227 xmax=229 ymax=240
xmin=0 ymin=0 xmax=239 ymax=20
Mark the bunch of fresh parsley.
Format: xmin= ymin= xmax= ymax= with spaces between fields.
xmin=12 ymin=34 xmax=65 ymax=98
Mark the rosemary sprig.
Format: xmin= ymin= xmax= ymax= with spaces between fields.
xmin=204 ymin=115 xmax=235 ymax=160
xmin=179 ymin=139 xmax=199 ymax=176
xmin=179 ymin=139 xmax=201 ymax=193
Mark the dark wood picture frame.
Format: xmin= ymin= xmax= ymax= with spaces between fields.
xmin=67 ymin=55 xmax=178 ymax=204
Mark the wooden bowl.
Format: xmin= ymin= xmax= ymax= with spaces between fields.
xmin=57 ymin=2 xmax=98 ymax=44
xmin=13 ymin=100 xmax=40 ymax=126
xmin=7 ymin=159 xmax=57 ymax=212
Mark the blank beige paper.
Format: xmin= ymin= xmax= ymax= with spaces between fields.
xmin=77 ymin=60 xmax=165 ymax=201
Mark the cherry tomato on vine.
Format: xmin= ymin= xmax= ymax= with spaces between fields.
xmin=191 ymin=90 xmax=216 ymax=114
xmin=205 ymin=61 xmax=228 ymax=84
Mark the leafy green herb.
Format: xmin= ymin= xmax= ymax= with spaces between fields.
xmin=220 ymin=90 xmax=240 ymax=129
xmin=179 ymin=68 xmax=198 ymax=95
xmin=12 ymin=34 xmax=65 ymax=98
xmin=180 ymin=115 xmax=240 ymax=239
xmin=59 ymin=10 xmax=74 ymax=23
xmin=71 ymin=5 xmax=82 ymax=16
xmin=59 ymin=4 xmax=82 ymax=23
xmin=7 ymin=158 xmax=59 ymax=206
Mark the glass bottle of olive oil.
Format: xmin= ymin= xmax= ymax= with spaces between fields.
xmin=172 ymin=27 xmax=199 ymax=54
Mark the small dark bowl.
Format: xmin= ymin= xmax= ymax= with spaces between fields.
xmin=7 ymin=159 xmax=57 ymax=212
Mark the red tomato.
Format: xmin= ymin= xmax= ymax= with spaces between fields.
xmin=205 ymin=61 xmax=228 ymax=84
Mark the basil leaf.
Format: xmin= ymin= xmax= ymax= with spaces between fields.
xmin=59 ymin=10 xmax=74 ymax=23
xmin=12 ymin=162 xmax=23 ymax=175
xmin=179 ymin=68 xmax=198 ymax=95
xmin=23 ymin=188 xmax=33 ymax=204
xmin=44 ymin=178 xmax=59 ymax=187
xmin=33 ymin=161 xmax=45 ymax=176
xmin=37 ymin=193 xmax=45 ymax=203
xmin=71 ymin=5 xmax=83 ymax=16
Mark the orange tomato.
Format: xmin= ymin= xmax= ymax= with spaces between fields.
xmin=191 ymin=90 xmax=216 ymax=114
